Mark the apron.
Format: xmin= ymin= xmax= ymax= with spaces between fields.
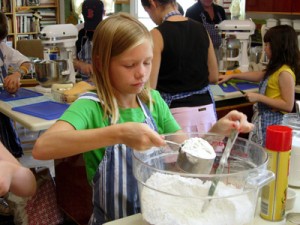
xmin=0 ymin=49 xmax=23 ymax=157
xmin=82 ymin=93 xmax=158 ymax=225
xmin=77 ymin=34 xmax=92 ymax=81
xmin=248 ymin=76 xmax=284 ymax=147
xmin=160 ymin=85 xmax=217 ymax=130
xmin=201 ymin=12 xmax=222 ymax=49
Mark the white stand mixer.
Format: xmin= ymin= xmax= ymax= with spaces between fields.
xmin=216 ymin=20 xmax=256 ymax=72
xmin=39 ymin=24 xmax=78 ymax=84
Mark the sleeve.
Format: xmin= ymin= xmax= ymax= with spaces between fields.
xmin=219 ymin=6 xmax=226 ymax=20
xmin=151 ymin=90 xmax=181 ymax=134
xmin=1 ymin=43 xmax=29 ymax=68
xmin=185 ymin=4 xmax=202 ymax=23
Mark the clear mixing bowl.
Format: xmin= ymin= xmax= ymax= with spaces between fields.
xmin=133 ymin=132 xmax=274 ymax=225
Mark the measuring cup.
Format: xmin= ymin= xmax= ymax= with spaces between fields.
xmin=174 ymin=137 xmax=216 ymax=174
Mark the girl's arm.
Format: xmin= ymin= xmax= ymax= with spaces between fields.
xmin=149 ymin=28 xmax=163 ymax=89
xmin=0 ymin=142 xmax=36 ymax=197
xmin=32 ymin=121 xmax=165 ymax=160
xmin=218 ymin=71 xmax=265 ymax=84
xmin=246 ymin=71 xmax=295 ymax=112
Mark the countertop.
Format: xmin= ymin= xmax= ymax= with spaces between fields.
xmin=1 ymin=85 xmax=299 ymax=132
xmin=104 ymin=188 xmax=300 ymax=225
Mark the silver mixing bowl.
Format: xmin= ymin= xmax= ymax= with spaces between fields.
xmin=34 ymin=60 xmax=70 ymax=87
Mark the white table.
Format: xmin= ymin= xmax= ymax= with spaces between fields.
xmin=104 ymin=188 xmax=300 ymax=225
xmin=0 ymin=97 xmax=57 ymax=132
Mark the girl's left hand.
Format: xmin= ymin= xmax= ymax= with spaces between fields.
xmin=210 ymin=110 xmax=254 ymax=136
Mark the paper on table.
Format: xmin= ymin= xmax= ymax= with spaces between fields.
xmin=210 ymin=85 xmax=226 ymax=96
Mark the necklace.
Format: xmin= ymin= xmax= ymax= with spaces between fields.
xmin=162 ymin=10 xmax=182 ymax=22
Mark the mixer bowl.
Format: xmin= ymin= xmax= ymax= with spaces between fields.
xmin=133 ymin=132 xmax=274 ymax=225
xmin=34 ymin=60 xmax=70 ymax=87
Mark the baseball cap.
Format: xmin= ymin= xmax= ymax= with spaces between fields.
xmin=82 ymin=0 xmax=104 ymax=31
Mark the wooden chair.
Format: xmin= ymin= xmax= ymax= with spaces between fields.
xmin=16 ymin=39 xmax=44 ymax=59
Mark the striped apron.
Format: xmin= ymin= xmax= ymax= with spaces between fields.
xmin=77 ymin=36 xmax=92 ymax=81
xmin=248 ymin=76 xmax=284 ymax=147
xmin=82 ymin=93 xmax=158 ymax=225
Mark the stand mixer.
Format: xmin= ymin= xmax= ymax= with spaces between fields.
xmin=216 ymin=20 xmax=256 ymax=72
xmin=39 ymin=24 xmax=78 ymax=84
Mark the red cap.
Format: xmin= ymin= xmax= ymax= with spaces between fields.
xmin=265 ymin=125 xmax=292 ymax=151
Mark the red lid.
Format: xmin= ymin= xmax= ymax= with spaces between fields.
xmin=265 ymin=125 xmax=292 ymax=151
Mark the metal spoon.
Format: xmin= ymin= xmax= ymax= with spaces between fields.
xmin=202 ymin=126 xmax=239 ymax=212
xmin=295 ymin=100 xmax=300 ymax=118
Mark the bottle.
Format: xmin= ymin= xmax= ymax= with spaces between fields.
xmin=260 ymin=125 xmax=292 ymax=221
xmin=282 ymin=113 xmax=300 ymax=187
xmin=218 ymin=33 xmax=227 ymax=71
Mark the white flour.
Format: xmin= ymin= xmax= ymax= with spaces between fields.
xmin=141 ymin=173 xmax=254 ymax=225
xmin=181 ymin=137 xmax=216 ymax=159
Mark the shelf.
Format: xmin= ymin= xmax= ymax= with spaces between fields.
xmin=5 ymin=0 xmax=60 ymax=48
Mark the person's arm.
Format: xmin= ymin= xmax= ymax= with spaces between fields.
xmin=207 ymin=35 xmax=218 ymax=84
xmin=149 ymin=28 xmax=163 ymax=89
xmin=246 ymin=71 xmax=295 ymax=112
xmin=32 ymin=120 xmax=166 ymax=160
xmin=218 ymin=70 xmax=265 ymax=84
xmin=73 ymin=59 xmax=93 ymax=75
xmin=0 ymin=142 xmax=36 ymax=197
xmin=2 ymin=44 xmax=30 ymax=93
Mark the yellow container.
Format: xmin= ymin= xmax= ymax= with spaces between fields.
xmin=260 ymin=125 xmax=292 ymax=221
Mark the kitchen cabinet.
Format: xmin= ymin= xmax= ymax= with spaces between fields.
xmin=292 ymin=0 xmax=300 ymax=13
xmin=246 ymin=0 xmax=293 ymax=13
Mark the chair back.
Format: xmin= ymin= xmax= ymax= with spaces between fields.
xmin=16 ymin=39 xmax=44 ymax=59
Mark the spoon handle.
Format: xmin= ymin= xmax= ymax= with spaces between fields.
xmin=202 ymin=127 xmax=239 ymax=212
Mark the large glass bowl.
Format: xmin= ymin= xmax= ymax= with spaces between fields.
xmin=133 ymin=132 xmax=274 ymax=225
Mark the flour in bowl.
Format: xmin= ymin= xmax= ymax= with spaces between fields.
xmin=181 ymin=137 xmax=216 ymax=159
xmin=141 ymin=173 xmax=254 ymax=225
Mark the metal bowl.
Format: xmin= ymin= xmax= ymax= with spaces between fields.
xmin=34 ymin=60 xmax=70 ymax=87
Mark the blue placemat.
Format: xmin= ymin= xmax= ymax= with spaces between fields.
xmin=0 ymin=88 xmax=43 ymax=101
xmin=220 ymin=82 xmax=259 ymax=93
xmin=12 ymin=101 xmax=69 ymax=120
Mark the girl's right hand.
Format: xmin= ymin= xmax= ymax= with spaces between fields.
xmin=119 ymin=123 xmax=165 ymax=151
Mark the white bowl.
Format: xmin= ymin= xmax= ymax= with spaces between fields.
xmin=286 ymin=188 xmax=297 ymax=211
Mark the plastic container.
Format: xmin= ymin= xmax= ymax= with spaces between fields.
xmin=282 ymin=113 xmax=300 ymax=187
xmin=133 ymin=132 xmax=274 ymax=225
xmin=260 ymin=125 xmax=292 ymax=221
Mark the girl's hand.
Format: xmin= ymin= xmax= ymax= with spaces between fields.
xmin=119 ymin=123 xmax=165 ymax=151
xmin=245 ymin=92 xmax=261 ymax=103
xmin=218 ymin=74 xmax=231 ymax=84
xmin=210 ymin=110 xmax=254 ymax=136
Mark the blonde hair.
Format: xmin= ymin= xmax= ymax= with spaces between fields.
xmin=91 ymin=12 xmax=153 ymax=124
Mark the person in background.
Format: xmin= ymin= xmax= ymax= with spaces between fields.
xmin=141 ymin=0 xmax=219 ymax=132
xmin=186 ymin=0 xmax=226 ymax=58
xmin=0 ymin=141 xmax=36 ymax=197
xmin=0 ymin=11 xmax=31 ymax=158
xmin=218 ymin=25 xmax=300 ymax=146
xmin=33 ymin=13 xmax=254 ymax=225
xmin=73 ymin=0 xmax=105 ymax=81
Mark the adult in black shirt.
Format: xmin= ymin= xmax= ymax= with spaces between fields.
xmin=186 ymin=0 xmax=226 ymax=51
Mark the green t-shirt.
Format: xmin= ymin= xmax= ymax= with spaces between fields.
xmin=59 ymin=90 xmax=180 ymax=183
